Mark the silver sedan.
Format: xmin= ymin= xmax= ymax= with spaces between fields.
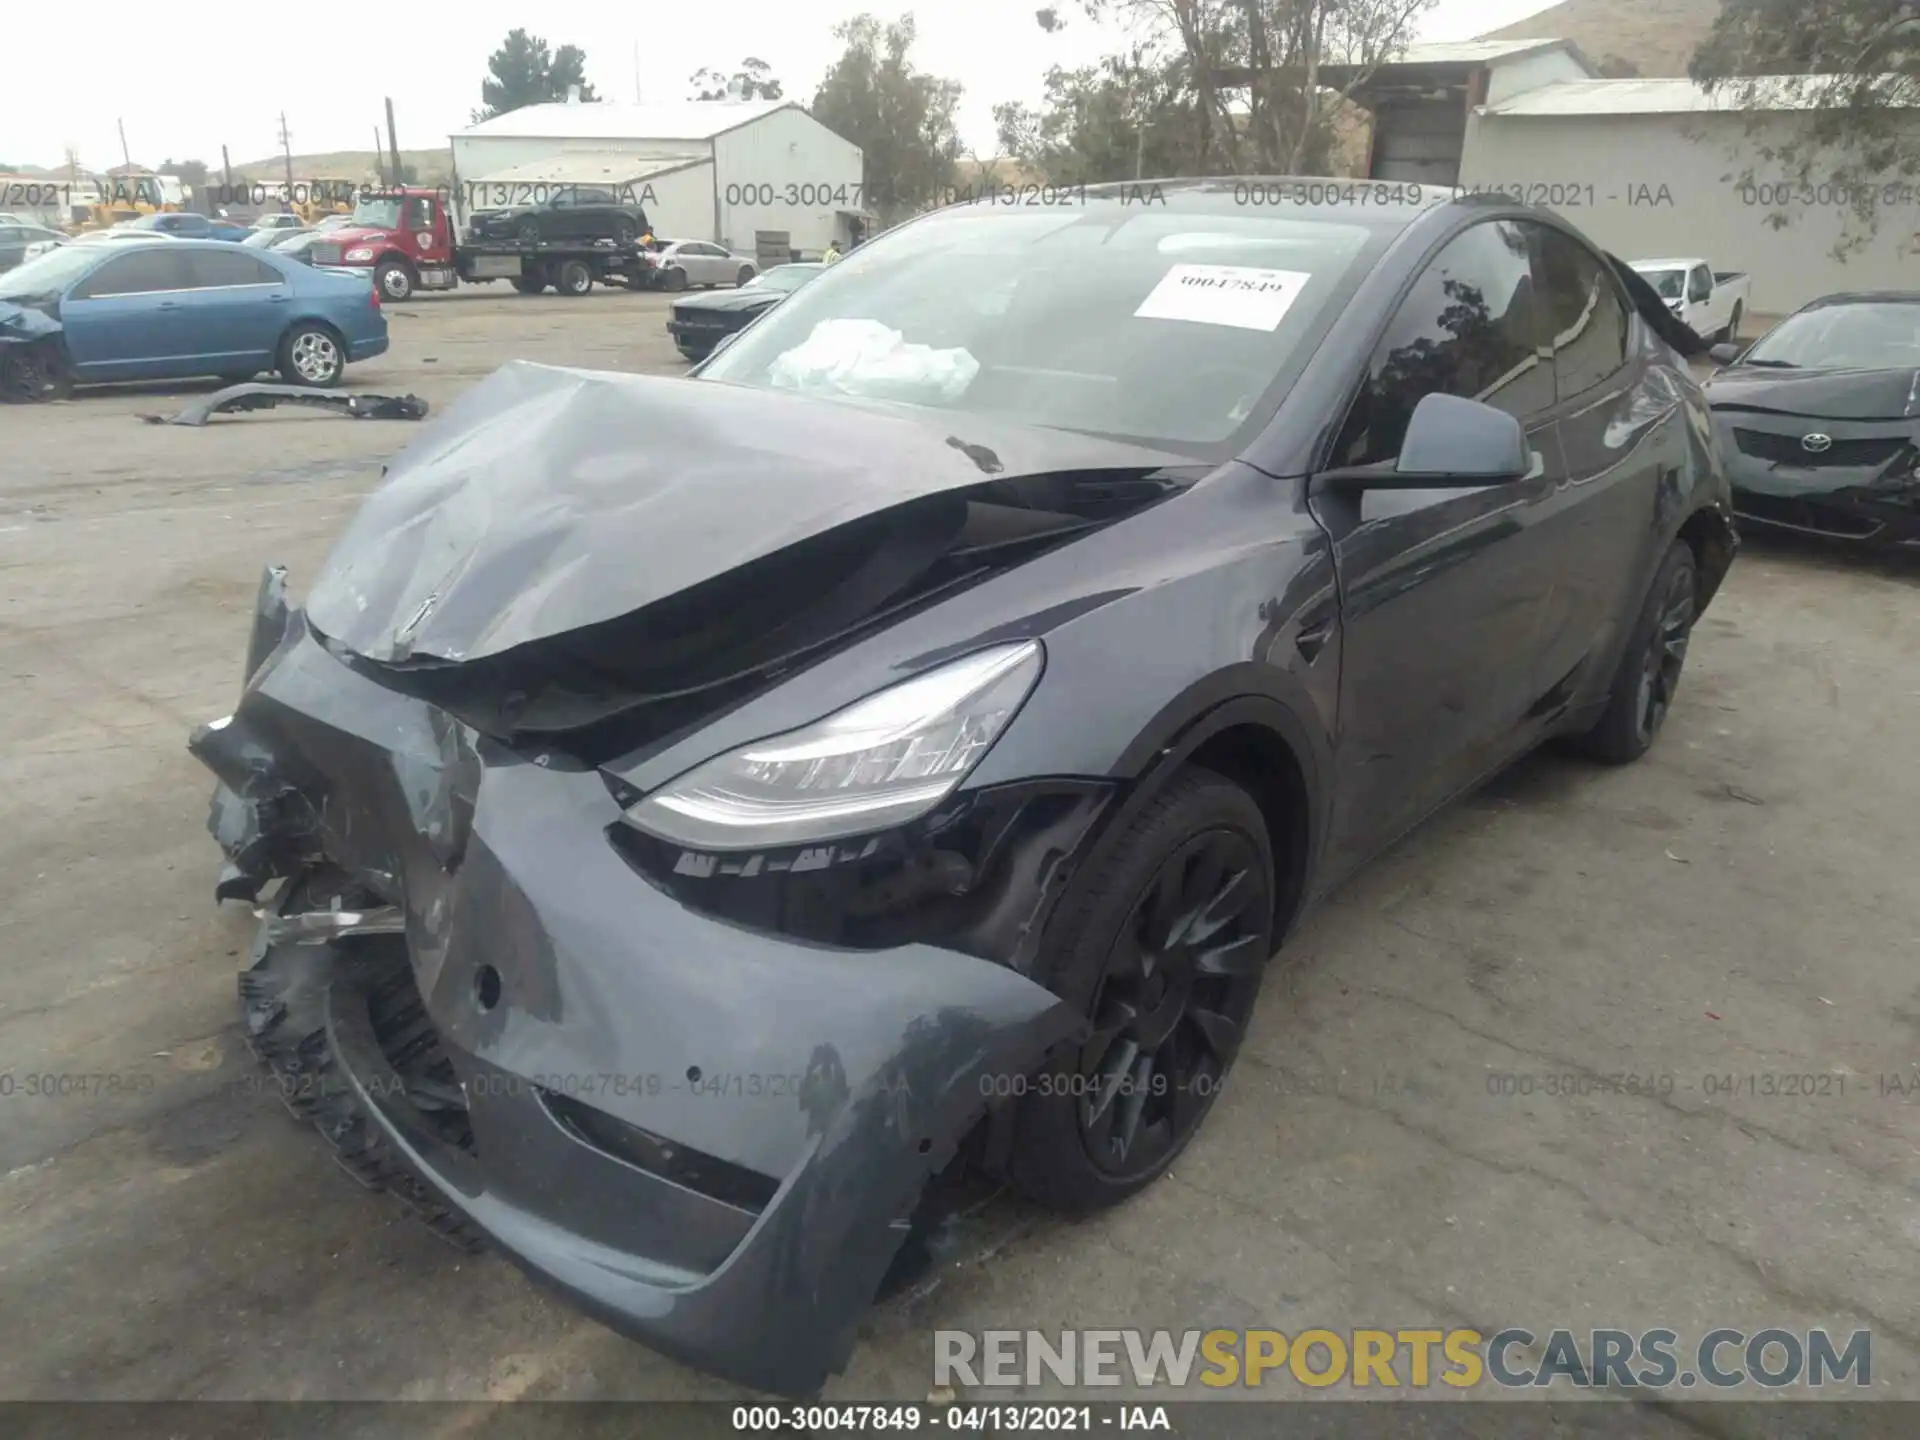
xmin=650 ymin=239 xmax=759 ymax=290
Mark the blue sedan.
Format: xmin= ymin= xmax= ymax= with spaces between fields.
xmin=115 ymin=212 xmax=253 ymax=242
xmin=0 ymin=238 xmax=388 ymax=388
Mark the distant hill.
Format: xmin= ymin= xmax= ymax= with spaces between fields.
xmin=1478 ymin=0 xmax=1724 ymax=78
xmin=228 ymin=149 xmax=455 ymax=185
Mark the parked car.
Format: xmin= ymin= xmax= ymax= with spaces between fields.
xmin=242 ymin=225 xmax=308 ymax=249
xmin=188 ymin=178 xmax=1736 ymax=1399
xmin=667 ymin=262 xmax=822 ymax=359
xmin=0 ymin=237 xmax=387 ymax=389
xmin=0 ymin=222 xmax=67 ymax=272
xmin=251 ymin=213 xmax=307 ymax=232
xmin=1630 ymin=258 xmax=1750 ymax=343
xmin=313 ymin=214 xmax=357 ymax=233
xmin=1704 ymin=290 xmax=1920 ymax=546
xmin=466 ymin=185 xmax=648 ymax=246
xmin=650 ymin=239 xmax=758 ymax=291
xmin=71 ymin=228 xmax=177 ymax=245
xmin=111 ymin=211 xmax=251 ymax=242
xmin=269 ymin=232 xmax=325 ymax=265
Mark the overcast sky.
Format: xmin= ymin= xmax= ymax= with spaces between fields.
xmin=3 ymin=0 xmax=1557 ymax=174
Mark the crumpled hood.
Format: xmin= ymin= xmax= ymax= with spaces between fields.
xmin=303 ymin=360 xmax=1186 ymax=664
xmin=0 ymin=299 xmax=63 ymax=337
xmin=1707 ymin=366 xmax=1920 ymax=421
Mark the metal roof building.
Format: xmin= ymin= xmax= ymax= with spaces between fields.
xmin=451 ymin=99 xmax=867 ymax=262
xmin=1323 ymin=42 xmax=1920 ymax=313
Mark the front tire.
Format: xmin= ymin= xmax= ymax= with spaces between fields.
xmin=1003 ymin=767 xmax=1275 ymax=1211
xmin=736 ymin=265 xmax=755 ymax=286
xmin=555 ymin=259 xmax=593 ymax=296
xmin=1564 ymin=539 xmax=1698 ymax=765
xmin=374 ymin=259 xmax=414 ymax=302
xmin=277 ymin=324 xmax=345 ymax=388
xmin=662 ymin=266 xmax=688 ymax=292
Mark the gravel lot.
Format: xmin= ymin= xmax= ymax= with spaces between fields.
xmin=2 ymin=290 xmax=1916 ymax=1423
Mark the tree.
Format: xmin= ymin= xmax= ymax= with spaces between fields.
xmin=1001 ymin=0 xmax=1430 ymax=184
xmin=812 ymin=15 xmax=965 ymax=221
xmin=1690 ymin=1 xmax=1920 ymax=254
xmin=690 ymin=58 xmax=785 ymax=100
xmin=474 ymin=29 xmax=599 ymax=121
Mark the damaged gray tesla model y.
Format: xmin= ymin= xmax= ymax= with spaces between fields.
xmin=190 ymin=179 xmax=1737 ymax=1395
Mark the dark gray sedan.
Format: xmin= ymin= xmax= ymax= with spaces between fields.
xmin=190 ymin=178 xmax=1736 ymax=1399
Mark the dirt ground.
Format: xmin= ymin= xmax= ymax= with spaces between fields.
xmin=1 ymin=290 xmax=1917 ymax=1418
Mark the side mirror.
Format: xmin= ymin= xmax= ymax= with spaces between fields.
xmin=1708 ymin=342 xmax=1742 ymax=366
xmin=1318 ymin=392 xmax=1534 ymax=492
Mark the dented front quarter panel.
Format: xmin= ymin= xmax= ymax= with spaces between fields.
xmin=190 ymin=580 xmax=1083 ymax=1396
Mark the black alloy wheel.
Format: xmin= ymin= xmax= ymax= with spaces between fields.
xmin=1077 ymin=827 xmax=1267 ymax=1180
xmin=1635 ymin=559 xmax=1696 ymax=747
xmin=1003 ymin=767 xmax=1275 ymax=1210
xmin=1563 ymin=538 xmax=1698 ymax=765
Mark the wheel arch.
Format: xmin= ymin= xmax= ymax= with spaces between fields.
xmin=1101 ymin=675 xmax=1328 ymax=942
xmin=1677 ymin=503 xmax=1738 ymax=612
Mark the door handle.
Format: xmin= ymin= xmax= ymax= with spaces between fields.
xmin=268 ymin=294 xmax=290 ymax=303
xmin=156 ymin=300 xmax=181 ymax=310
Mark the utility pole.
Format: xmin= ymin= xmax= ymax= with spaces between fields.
xmin=117 ymin=118 xmax=132 ymax=169
xmin=634 ymin=42 xmax=642 ymax=102
xmin=384 ymin=98 xmax=401 ymax=186
xmin=374 ymin=127 xmax=387 ymax=187
xmin=278 ymin=112 xmax=295 ymax=206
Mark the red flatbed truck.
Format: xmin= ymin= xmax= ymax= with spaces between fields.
xmin=306 ymin=186 xmax=662 ymax=302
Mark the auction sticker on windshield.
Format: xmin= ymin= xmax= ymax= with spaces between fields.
xmin=1133 ymin=264 xmax=1311 ymax=331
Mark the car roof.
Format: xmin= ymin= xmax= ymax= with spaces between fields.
xmin=1631 ymin=258 xmax=1696 ymax=268
xmin=1802 ymin=291 xmax=1920 ymax=308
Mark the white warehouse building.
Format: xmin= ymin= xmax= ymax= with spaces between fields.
xmin=1330 ymin=40 xmax=1920 ymax=315
xmin=450 ymin=98 xmax=867 ymax=264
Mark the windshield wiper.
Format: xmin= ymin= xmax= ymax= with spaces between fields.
xmin=1739 ymin=358 xmax=1798 ymax=368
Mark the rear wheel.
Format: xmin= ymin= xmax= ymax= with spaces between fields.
xmin=736 ymin=265 xmax=755 ymax=286
xmin=1003 ymin=767 xmax=1275 ymax=1211
xmin=555 ymin=259 xmax=593 ymax=296
xmin=374 ymin=258 xmax=414 ymax=303
xmin=1564 ymin=539 xmax=1698 ymax=765
xmin=277 ymin=324 xmax=344 ymax=388
xmin=509 ymin=275 xmax=545 ymax=295
xmin=1722 ymin=301 xmax=1743 ymax=344
xmin=516 ymin=217 xmax=540 ymax=245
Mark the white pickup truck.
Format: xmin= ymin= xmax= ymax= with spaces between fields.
xmin=1629 ymin=259 xmax=1752 ymax=343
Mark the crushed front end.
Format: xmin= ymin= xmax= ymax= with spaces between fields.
xmin=190 ymin=568 xmax=1088 ymax=1396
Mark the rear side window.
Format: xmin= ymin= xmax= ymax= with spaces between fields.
xmin=184 ymin=249 xmax=281 ymax=288
xmin=1529 ymin=226 xmax=1630 ymax=401
xmin=74 ymin=248 xmax=189 ymax=297
xmin=1333 ymin=219 xmax=1550 ymax=467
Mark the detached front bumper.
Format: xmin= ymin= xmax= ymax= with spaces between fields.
xmin=190 ymin=572 xmax=1082 ymax=1396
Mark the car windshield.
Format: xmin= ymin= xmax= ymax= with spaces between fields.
xmin=351 ymin=197 xmax=401 ymax=229
xmin=751 ymin=266 xmax=818 ymax=294
xmin=242 ymin=229 xmax=284 ymax=247
xmin=1741 ymin=302 xmax=1920 ymax=370
xmin=1638 ymin=268 xmax=1685 ymax=300
xmin=0 ymin=243 xmax=102 ymax=299
xmin=699 ymin=204 xmax=1376 ymax=451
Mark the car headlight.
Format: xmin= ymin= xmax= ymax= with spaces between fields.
xmin=626 ymin=641 xmax=1043 ymax=850
xmin=344 ymin=246 xmax=374 ymax=262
